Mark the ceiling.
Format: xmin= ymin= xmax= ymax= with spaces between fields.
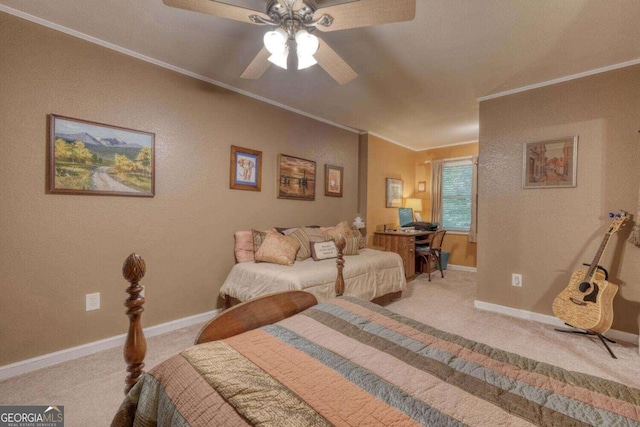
xmin=2 ymin=0 xmax=640 ymax=150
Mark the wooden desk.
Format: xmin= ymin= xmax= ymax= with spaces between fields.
xmin=373 ymin=230 xmax=434 ymax=280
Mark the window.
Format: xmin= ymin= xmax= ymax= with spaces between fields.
xmin=441 ymin=159 xmax=473 ymax=231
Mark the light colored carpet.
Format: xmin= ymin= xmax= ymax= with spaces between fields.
xmin=1 ymin=270 xmax=638 ymax=426
xmin=388 ymin=270 xmax=640 ymax=389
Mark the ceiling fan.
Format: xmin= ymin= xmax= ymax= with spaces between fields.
xmin=162 ymin=0 xmax=416 ymax=84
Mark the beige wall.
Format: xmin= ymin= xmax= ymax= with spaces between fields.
xmin=0 ymin=13 xmax=360 ymax=366
xmin=478 ymin=64 xmax=640 ymax=334
xmin=415 ymin=143 xmax=479 ymax=268
xmin=362 ymin=134 xmax=415 ymax=245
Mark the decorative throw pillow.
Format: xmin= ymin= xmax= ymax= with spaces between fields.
xmin=325 ymin=221 xmax=355 ymax=241
xmin=319 ymin=226 xmax=334 ymax=234
xmin=277 ymin=225 xmax=321 ymax=234
xmin=352 ymin=226 xmax=366 ymax=250
xmin=303 ymin=227 xmax=327 ymax=244
xmin=343 ymin=236 xmax=360 ymax=256
xmin=234 ymin=230 xmax=254 ymax=263
xmin=284 ymin=228 xmax=312 ymax=261
xmin=252 ymin=229 xmax=269 ymax=254
xmin=310 ymin=240 xmax=339 ymax=261
xmin=254 ymin=232 xmax=300 ymax=266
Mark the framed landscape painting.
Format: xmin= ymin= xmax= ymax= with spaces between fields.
xmin=49 ymin=114 xmax=155 ymax=197
xmin=325 ymin=164 xmax=343 ymax=197
xmin=522 ymin=136 xmax=578 ymax=189
xmin=278 ymin=154 xmax=316 ymax=201
xmin=230 ymin=145 xmax=262 ymax=191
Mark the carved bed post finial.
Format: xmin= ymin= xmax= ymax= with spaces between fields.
xmin=122 ymin=253 xmax=147 ymax=395
xmin=335 ymin=236 xmax=346 ymax=296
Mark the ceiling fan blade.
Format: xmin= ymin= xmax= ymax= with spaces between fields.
xmin=315 ymin=37 xmax=357 ymax=85
xmin=314 ymin=0 xmax=416 ymax=32
xmin=162 ymin=0 xmax=269 ymax=24
xmin=240 ymin=47 xmax=271 ymax=80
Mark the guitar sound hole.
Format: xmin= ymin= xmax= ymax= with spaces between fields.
xmin=578 ymin=281 xmax=591 ymax=293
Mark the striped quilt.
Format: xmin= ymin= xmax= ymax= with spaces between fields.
xmin=112 ymin=297 xmax=640 ymax=426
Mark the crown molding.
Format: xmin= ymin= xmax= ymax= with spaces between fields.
xmin=478 ymin=57 xmax=640 ymax=102
xmin=418 ymin=139 xmax=479 ymax=151
xmin=0 ymin=5 xmax=360 ymax=135
xmin=364 ymin=132 xmax=417 ymax=151
xmin=364 ymin=132 xmax=478 ymax=153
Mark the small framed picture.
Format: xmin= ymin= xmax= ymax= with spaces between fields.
xmin=325 ymin=164 xmax=343 ymax=197
xmin=385 ymin=178 xmax=403 ymax=208
xmin=522 ymin=136 xmax=578 ymax=189
xmin=230 ymin=145 xmax=262 ymax=191
xmin=417 ymin=181 xmax=426 ymax=192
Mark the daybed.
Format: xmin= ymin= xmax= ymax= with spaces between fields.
xmin=220 ymin=247 xmax=406 ymax=306
xmin=113 ymin=254 xmax=640 ymax=427
xmin=220 ymin=223 xmax=407 ymax=307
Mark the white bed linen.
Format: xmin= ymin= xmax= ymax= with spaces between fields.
xmin=219 ymin=249 xmax=407 ymax=303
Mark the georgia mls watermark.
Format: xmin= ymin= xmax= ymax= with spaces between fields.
xmin=0 ymin=406 xmax=64 ymax=427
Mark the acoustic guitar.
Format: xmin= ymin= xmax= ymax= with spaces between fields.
xmin=552 ymin=211 xmax=629 ymax=333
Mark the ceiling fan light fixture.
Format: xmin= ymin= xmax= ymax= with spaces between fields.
xmin=268 ymin=47 xmax=289 ymax=69
xmin=297 ymin=53 xmax=317 ymax=70
xmin=295 ymin=29 xmax=319 ymax=57
xmin=263 ymin=27 xmax=288 ymax=55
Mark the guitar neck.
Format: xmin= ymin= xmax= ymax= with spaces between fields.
xmin=586 ymin=233 xmax=612 ymax=281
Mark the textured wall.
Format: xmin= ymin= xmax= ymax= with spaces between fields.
xmin=363 ymin=134 xmax=416 ymax=245
xmin=478 ymin=65 xmax=640 ymax=334
xmin=0 ymin=12 xmax=360 ymax=365
xmin=415 ymin=143 xmax=479 ymax=267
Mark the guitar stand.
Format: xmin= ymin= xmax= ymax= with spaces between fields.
xmin=555 ymin=323 xmax=617 ymax=359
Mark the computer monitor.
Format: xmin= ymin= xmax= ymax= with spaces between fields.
xmin=398 ymin=207 xmax=414 ymax=228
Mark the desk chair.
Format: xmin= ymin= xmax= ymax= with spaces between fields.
xmin=416 ymin=230 xmax=446 ymax=281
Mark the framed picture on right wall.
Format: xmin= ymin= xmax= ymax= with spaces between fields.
xmin=385 ymin=178 xmax=403 ymax=207
xmin=522 ymin=136 xmax=578 ymax=189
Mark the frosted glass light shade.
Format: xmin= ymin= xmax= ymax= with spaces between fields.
xmin=295 ymin=29 xmax=319 ymax=56
xmin=268 ymin=47 xmax=289 ymax=69
xmin=263 ymin=28 xmax=288 ymax=55
xmin=297 ymin=54 xmax=317 ymax=70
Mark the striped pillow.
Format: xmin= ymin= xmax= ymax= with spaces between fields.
xmin=303 ymin=227 xmax=327 ymax=243
xmin=343 ymin=236 xmax=360 ymax=256
xmin=284 ymin=228 xmax=311 ymax=261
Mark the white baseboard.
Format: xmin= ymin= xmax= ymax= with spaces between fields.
xmin=447 ymin=264 xmax=477 ymax=272
xmin=474 ymin=300 xmax=638 ymax=345
xmin=0 ymin=308 xmax=220 ymax=381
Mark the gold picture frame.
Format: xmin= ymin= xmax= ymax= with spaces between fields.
xmin=325 ymin=164 xmax=343 ymax=197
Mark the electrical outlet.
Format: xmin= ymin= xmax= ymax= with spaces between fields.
xmin=512 ymin=274 xmax=522 ymax=287
xmin=86 ymin=292 xmax=100 ymax=311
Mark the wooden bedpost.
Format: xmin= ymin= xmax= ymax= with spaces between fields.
xmin=335 ymin=236 xmax=346 ymax=296
xmin=122 ymin=253 xmax=147 ymax=395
